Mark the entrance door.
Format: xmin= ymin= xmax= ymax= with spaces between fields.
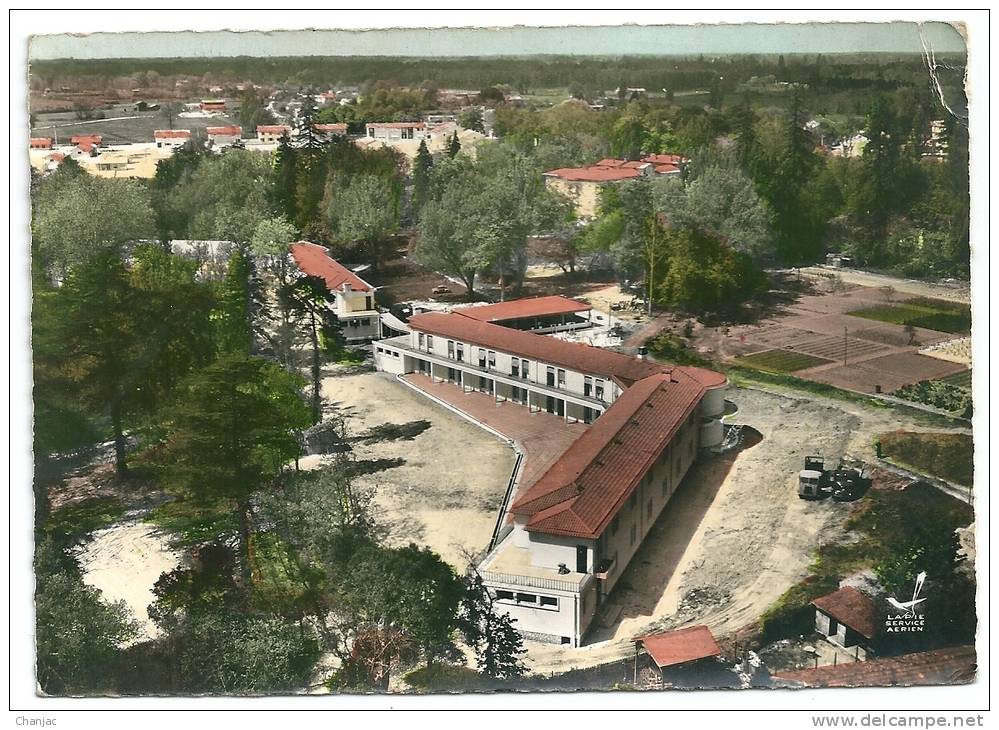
xmin=546 ymin=396 xmax=556 ymax=414
xmin=556 ymin=399 xmax=565 ymax=417
xmin=575 ymin=545 xmax=588 ymax=574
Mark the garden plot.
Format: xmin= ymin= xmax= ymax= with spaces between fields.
xmin=807 ymin=351 xmax=969 ymax=395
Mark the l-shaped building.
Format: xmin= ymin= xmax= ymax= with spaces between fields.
xmin=374 ymin=308 xmax=727 ymax=647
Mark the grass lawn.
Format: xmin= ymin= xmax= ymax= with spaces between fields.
xmin=847 ymin=298 xmax=972 ymax=334
xmin=879 ymin=430 xmax=974 ymax=487
xmin=734 ymin=349 xmax=833 ymax=373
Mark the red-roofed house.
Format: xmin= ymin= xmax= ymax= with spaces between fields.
xmin=365 ymin=122 xmax=428 ymax=141
xmin=200 ymin=99 xmax=226 ymax=113
xmin=289 ymin=241 xmax=379 ymax=342
xmin=543 ymin=153 xmax=686 ymax=219
xmin=30 ymin=137 xmax=53 ymax=150
xmin=154 ymin=129 xmax=192 ymax=149
xmin=256 ymin=125 xmax=292 ymax=144
xmin=206 ymin=126 xmax=243 ymax=147
xmin=372 ymin=303 xmax=727 ymax=646
xmin=69 ymin=134 xmax=103 ymax=156
xmin=313 ymin=123 xmax=348 ymax=136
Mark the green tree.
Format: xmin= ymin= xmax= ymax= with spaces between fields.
xmin=342 ymin=543 xmax=464 ymax=667
xmin=457 ymin=571 xmax=527 ymax=678
xmin=213 ymin=250 xmax=255 ymax=355
xmin=35 ymin=541 xmax=139 ymax=695
xmin=411 ymin=138 xmax=434 ymax=215
xmin=446 ymin=131 xmax=461 ymax=158
xmin=280 ymin=275 xmax=338 ymax=421
xmin=32 ymin=175 xmax=155 ymax=277
xmin=326 ymin=174 xmax=400 ymax=269
xmin=149 ymin=354 xmax=311 ymax=582
xmin=458 ymin=109 xmax=485 ymax=132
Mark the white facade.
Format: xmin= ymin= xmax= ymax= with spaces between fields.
xmin=366 ymin=124 xmax=429 ymax=141
xmin=334 ymin=284 xmax=379 ymax=342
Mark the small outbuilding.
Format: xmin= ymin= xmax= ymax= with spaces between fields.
xmin=634 ymin=625 xmax=722 ymax=686
xmin=812 ymin=586 xmax=879 ymax=653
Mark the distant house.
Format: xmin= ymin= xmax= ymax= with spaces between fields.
xmin=153 ymin=129 xmax=192 ymax=149
xmin=316 ymin=90 xmax=338 ymax=106
xmin=256 ymin=125 xmax=292 ymax=144
xmin=831 ymin=132 xmax=869 ymax=158
xmin=812 ymin=586 xmax=880 ymax=656
xmin=543 ymin=154 xmax=686 ymax=219
xmin=774 ymin=646 xmax=976 ymax=688
xmin=30 ymin=137 xmax=53 ymax=150
xmin=365 ymin=122 xmax=428 ymax=141
xmin=312 ymin=123 xmax=348 ymax=136
xmin=70 ymin=134 xmax=103 ymax=155
xmin=200 ymin=99 xmax=226 ymax=113
xmin=289 ymin=241 xmax=379 ymax=343
xmin=206 ymin=126 xmax=243 ymax=147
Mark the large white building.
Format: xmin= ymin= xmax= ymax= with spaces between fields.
xmin=289 ymin=242 xmax=380 ymax=343
xmin=374 ymin=308 xmax=727 ymax=646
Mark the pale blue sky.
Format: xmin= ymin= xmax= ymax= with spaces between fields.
xmin=29 ymin=22 xmax=966 ymax=60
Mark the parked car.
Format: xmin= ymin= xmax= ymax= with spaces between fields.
xmin=432 ymin=285 xmax=451 ymax=295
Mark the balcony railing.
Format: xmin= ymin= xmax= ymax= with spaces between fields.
xmin=480 ymin=569 xmax=586 ymax=594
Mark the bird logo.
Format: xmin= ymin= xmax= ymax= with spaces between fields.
xmin=887 ymin=571 xmax=927 ymax=616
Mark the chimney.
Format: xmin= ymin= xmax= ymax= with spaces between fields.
xmin=637 ymin=346 xmax=648 ymax=360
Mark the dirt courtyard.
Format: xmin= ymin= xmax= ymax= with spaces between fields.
xmin=317 ymin=370 xmax=517 ymax=567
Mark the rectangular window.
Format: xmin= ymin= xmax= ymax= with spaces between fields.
xmin=515 ymin=593 xmax=537 ymax=605
xmin=447 ymin=340 xmax=455 ymax=359
xmin=426 ymin=335 xmax=433 ymax=350
xmin=584 ymin=376 xmax=593 ymax=397
xmin=630 ymin=523 xmax=637 ymax=547
xmin=456 ymin=343 xmax=464 ymax=362
xmin=488 ymin=351 xmax=496 ymax=369
xmin=521 ymin=359 xmax=530 ymax=379
xmin=361 ymin=318 xmax=370 ymax=326
xmin=647 ymin=499 xmax=653 ymax=519
xmin=418 ymin=333 xmax=425 ymax=349
xmin=511 ymin=360 xmax=520 ymax=378
xmin=495 ymin=590 xmax=514 ymax=601
xmin=583 ymin=407 xmax=594 ymax=424
xmin=539 ymin=596 xmax=558 ymax=609
xmin=478 ymin=348 xmax=487 ymax=368
xmin=365 ymin=296 xmax=372 ymax=310
xmin=557 ymin=369 xmax=566 ymax=388
xmin=629 ymin=491 xmax=637 ymax=510
xmin=546 ymin=366 xmax=556 ymax=387
xmin=595 ymin=379 xmax=605 ymax=400
xmin=662 ymin=478 xmax=669 ymax=499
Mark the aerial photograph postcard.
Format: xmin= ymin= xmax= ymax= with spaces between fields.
xmin=15 ymin=12 xmax=986 ymax=717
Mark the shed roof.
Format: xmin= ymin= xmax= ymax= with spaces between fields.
xmin=459 ymin=295 xmax=590 ymax=323
xmin=154 ymin=129 xmax=191 ymax=139
xmin=207 ymin=126 xmax=242 ymax=136
xmin=812 ymin=586 xmax=880 ymax=640
xmin=637 ymin=626 xmax=722 ymax=669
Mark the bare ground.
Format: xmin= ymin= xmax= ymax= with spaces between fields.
xmin=316 ymin=369 xmax=517 ymax=567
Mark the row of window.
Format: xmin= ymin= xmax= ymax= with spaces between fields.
xmin=495 ymin=590 xmax=559 ymax=611
xmin=375 ymin=347 xmax=400 ymax=358
xmin=416 ymin=333 xmax=610 ymax=401
xmin=346 ymin=318 xmax=372 ymax=328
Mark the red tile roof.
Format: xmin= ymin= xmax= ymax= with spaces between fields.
xmin=70 ymin=134 xmax=102 ymax=145
xmin=653 ymin=163 xmax=682 ymax=175
xmin=775 ymin=646 xmax=976 ymax=688
xmin=812 ymin=587 xmax=880 ymax=640
xmin=314 ymin=123 xmax=347 ymax=133
xmin=154 ymin=129 xmax=191 ymax=139
xmin=207 ymin=126 xmax=242 ymax=136
xmin=408 ymin=311 xmax=667 ymax=386
xmin=643 ymin=153 xmax=689 ymax=166
xmin=459 ymin=296 xmax=590 ymax=323
xmin=511 ymin=371 xmax=706 ymax=538
xmin=544 ymin=166 xmax=644 ymax=183
xmin=637 ymin=625 xmax=722 ymax=669
xmin=289 ymin=241 xmax=373 ymax=293
xmin=30 ymin=137 xmax=53 ymax=149
xmin=257 ymin=125 xmax=291 ymax=135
